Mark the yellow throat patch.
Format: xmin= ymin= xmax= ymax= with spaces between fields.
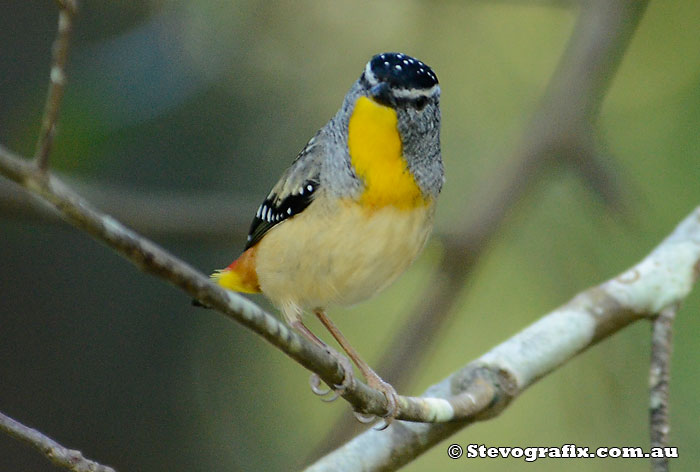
xmin=348 ymin=96 xmax=425 ymax=209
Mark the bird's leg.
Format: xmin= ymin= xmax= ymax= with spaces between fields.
xmin=313 ymin=309 xmax=399 ymax=423
xmin=291 ymin=320 xmax=355 ymax=401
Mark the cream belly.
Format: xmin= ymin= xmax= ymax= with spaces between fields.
xmin=254 ymin=198 xmax=435 ymax=322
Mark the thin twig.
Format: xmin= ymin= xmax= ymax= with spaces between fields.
xmin=0 ymin=410 xmax=115 ymax=472
xmin=649 ymin=304 xmax=677 ymax=472
xmin=34 ymin=0 xmax=77 ymax=171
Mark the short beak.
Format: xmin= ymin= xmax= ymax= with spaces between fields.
xmin=369 ymin=82 xmax=393 ymax=107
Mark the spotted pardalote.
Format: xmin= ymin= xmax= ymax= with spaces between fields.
xmin=207 ymin=52 xmax=443 ymax=418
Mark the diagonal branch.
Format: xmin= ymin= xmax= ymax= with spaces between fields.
xmin=0 ymin=410 xmax=115 ymax=472
xmin=34 ymin=0 xmax=77 ymax=171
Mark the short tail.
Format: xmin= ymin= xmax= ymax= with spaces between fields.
xmin=192 ymin=246 xmax=260 ymax=307
xmin=210 ymin=246 xmax=261 ymax=293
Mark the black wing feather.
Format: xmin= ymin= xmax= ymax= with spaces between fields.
xmin=244 ymin=179 xmax=319 ymax=250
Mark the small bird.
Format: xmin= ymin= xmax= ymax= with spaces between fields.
xmin=210 ymin=52 xmax=443 ymax=417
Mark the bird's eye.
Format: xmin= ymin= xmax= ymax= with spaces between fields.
xmin=414 ymin=96 xmax=428 ymax=111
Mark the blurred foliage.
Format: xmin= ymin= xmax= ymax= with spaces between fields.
xmin=1 ymin=1 xmax=699 ymax=471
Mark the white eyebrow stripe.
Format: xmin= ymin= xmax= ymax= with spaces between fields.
xmin=391 ymin=83 xmax=440 ymax=99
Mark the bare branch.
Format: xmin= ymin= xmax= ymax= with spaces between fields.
xmin=0 ymin=410 xmax=115 ymax=472
xmin=649 ymin=304 xmax=677 ymax=472
xmin=306 ymin=206 xmax=700 ymax=471
xmin=34 ymin=0 xmax=77 ymax=171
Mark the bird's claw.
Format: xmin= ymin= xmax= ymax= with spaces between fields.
xmin=309 ymin=374 xmax=345 ymax=402
xmin=309 ymin=374 xmax=332 ymax=396
xmin=368 ymin=377 xmax=399 ymax=429
xmin=353 ymin=411 xmax=377 ymax=424
xmin=308 ymin=350 xmax=355 ymax=402
xmin=349 ymin=377 xmax=399 ymax=429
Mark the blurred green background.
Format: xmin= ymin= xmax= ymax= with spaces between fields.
xmin=1 ymin=1 xmax=699 ymax=471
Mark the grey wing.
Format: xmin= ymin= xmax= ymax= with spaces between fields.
xmin=244 ymin=134 xmax=325 ymax=249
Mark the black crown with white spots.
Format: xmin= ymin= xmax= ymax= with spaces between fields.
xmin=367 ymin=53 xmax=438 ymax=91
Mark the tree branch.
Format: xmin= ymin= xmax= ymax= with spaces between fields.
xmin=306 ymin=206 xmax=700 ymax=471
xmin=0 ymin=410 xmax=115 ymax=472
xmin=649 ymin=304 xmax=677 ymax=472
xmin=34 ymin=0 xmax=77 ymax=171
